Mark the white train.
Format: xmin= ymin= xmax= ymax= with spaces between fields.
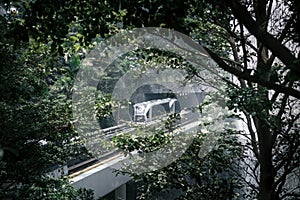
xmin=133 ymin=98 xmax=178 ymax=122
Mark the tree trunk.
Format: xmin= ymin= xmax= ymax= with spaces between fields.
xmin=253 ymin=1 xmax=277 ymax=199
xmin=256 ymin=117 xmax=275 ymax=200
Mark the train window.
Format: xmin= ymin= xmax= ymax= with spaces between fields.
xmin=135 ymin=116 xmax=145 ymax=122
xmin=135 ymin=106 xmax=144 ymax=115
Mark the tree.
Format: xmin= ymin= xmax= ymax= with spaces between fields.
xmin=0 ymin=0 xmax=120 ymax=198
xmin=114 ymin=128 xmax=244 ymax=200
xmin=185 ymin=1 xmax=300 ymax=199
xmin=0 ymin=23 xmax=94 ymax=200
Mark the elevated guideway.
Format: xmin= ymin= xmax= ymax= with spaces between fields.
xmin=70 ymin=153 xmax=131 ymax=199
xmin=69 ymin=117 xmax=200 ymax=199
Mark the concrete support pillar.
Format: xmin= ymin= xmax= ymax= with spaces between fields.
xmin=115 ymin=184 xmax=126 ymax=200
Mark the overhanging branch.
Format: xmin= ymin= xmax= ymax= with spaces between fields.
xmin=227 ymin=0 xmax=300 ymax=77
xmin=205 ymin=47 xmax=300 ymax=99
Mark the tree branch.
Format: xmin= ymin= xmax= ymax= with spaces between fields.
xmin=204 ymin=47 xmax=300 ymax=99
xmin=227 ymin=0 xmax=300 ymax=76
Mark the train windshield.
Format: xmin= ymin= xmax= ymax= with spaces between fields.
xmin=135 ymin=115 xmax=145 ymax=122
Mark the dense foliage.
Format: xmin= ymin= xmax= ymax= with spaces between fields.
xmin=0 ymin=0 xmax=112 ymax=198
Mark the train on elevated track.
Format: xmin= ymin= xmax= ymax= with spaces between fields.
xmin=133 ymin=98 xmax=178 ymax=122
xmin=48 ymin=98 xmax=196 ymax=178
